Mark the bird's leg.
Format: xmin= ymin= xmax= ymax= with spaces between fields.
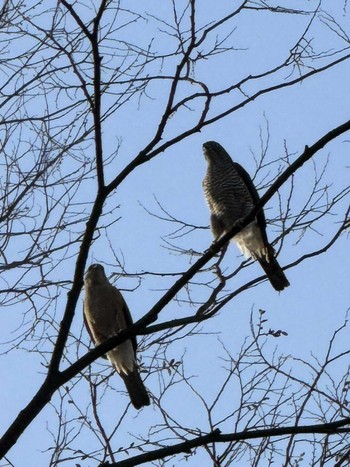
xmin=214 ymin=242 xmax=228 ymax=270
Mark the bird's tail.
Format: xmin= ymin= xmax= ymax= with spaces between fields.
xmin=120 ymin=368 xmax=150 ymax=409
xmin=256 ymin=246 xmax=290 ymax=291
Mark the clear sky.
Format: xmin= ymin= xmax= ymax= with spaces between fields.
xmin=0 ymin=1 xmax=349 ymax=466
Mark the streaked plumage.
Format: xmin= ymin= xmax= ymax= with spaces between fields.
xmin=84 ymin=264 xmax=150 ymax=409
xmin=202 ymin=141 xmax=289 ymax=291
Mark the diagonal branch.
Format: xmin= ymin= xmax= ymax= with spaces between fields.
xmin=106 ymin=418 xmax=350 ymax=467
xmin=0 ymin=85 xmax=349 ymax=466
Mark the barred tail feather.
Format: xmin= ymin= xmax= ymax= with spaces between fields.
xmin=121 ymin=369 xmax=150 ymax=409
xmin=257 ymin=254 xmax=290 ymax=291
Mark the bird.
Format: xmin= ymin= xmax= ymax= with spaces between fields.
xmin=202 ymin=141 xmax=289 ymax=291
xmin=83 ymin=263 xmax=150 ymax=409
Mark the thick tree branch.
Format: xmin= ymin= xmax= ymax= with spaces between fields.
xmin=105 ymin=418 xmax=350 ymax=467
xmin=0 ymin=116 xmax=348 ymax=461
xmin=1 ymin=115 xmax=346 ymax=463
xmin=6 ymin=115 xmax=350 ymax=459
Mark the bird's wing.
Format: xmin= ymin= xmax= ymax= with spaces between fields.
xmin=233 ymin=162 xmax=268 ymax=245
xmin=83 ymin=303 xmax=96 ymax=344
xmin=84 ymin=284 xmax=138 ymax=356
xmin=83 ymin=301 xmax=109 ymax=359
xmin=111 ymin=286 xmax=138 ymax=354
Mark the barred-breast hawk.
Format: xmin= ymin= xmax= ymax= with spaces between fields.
xmin=202 ymin=141 xmax=289 ymax=291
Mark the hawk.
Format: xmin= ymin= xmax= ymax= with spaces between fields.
xmin=84 ymin=264 xmax=150 ymax=409
xmin=202 ymin=141 xmax=289 ymax=291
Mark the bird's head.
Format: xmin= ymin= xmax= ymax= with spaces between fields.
xmin=84 ymin=263 xmax=108 ymax=286
xmin=203 ymin=141 xmax=232 ymax=165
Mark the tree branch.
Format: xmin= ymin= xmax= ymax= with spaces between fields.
xmin=106 ymin=418 xmax=350 ymax=466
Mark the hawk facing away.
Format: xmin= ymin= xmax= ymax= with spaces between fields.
xmin=84 ymin=264 xmax=150 ymax=409
xmin=202 ymin=141 xmax=289 ymax=291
